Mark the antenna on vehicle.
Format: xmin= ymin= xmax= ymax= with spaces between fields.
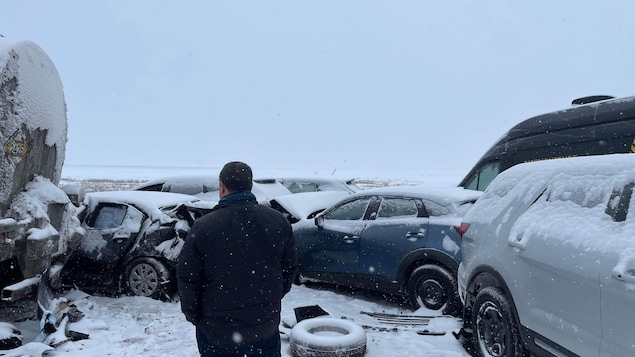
xmin=571 ymin=95 xmax=614 ymax=106
xmin=331 ymin=169 xmax=337 ymax=176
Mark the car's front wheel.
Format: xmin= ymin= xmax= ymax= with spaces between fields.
xmin=123 ymin=258 xmax=172 ymax=300
xmin=406 ymin=264 xmax=460 ymax=316
xmin=472 ymin=286 xmax=528 ymax=357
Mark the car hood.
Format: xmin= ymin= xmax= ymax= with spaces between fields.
xmin=270 ymin=191 xmax=350 ymax=222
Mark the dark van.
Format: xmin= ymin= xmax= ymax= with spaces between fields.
xmin=459 ymin=95 xmax=635 ymax=191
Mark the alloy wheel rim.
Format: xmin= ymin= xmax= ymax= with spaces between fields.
xmin=129 ymin=263 xmax=159 ymax=296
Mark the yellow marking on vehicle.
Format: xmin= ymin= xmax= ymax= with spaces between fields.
xmin=5 ymin=140 xmax=28 ymax=159
xmin=631 ymin=138 xmax=635 ymax=153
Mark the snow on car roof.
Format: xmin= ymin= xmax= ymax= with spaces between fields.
xmin=474 ymin=153 xmax=635 ymax=211
xmin=254 ymin=176 xmax=361 ymax=193
xmin=254 ymin=176 xmax=357 ymax=184
xmin=251 ymin=181 xmax=292 ymax=200
xmin=355 ymin=184 xmax=482 ymax=205
xmin=133 ymin=174 xmax=219 ymax=190
xmin=84 ymin=191 xmax=202 ymax=223
xmin=133 ymin=175 xmax=291 ymax=202
xmin=466 ymin=153 xmax=635 ymax=254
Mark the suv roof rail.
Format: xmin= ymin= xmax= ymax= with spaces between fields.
xmin=571 ymin=95 xmax=615 ymax=106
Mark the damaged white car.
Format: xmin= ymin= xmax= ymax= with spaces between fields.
xmin=60 ymin=191 xmax=214 ymax=300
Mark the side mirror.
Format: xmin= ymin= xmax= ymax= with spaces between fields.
xmin=315 ymin=215 xmax=324 ymax=229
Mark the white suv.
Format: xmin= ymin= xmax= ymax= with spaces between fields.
xmin=457 ymin=154 xmax=635 ymax=357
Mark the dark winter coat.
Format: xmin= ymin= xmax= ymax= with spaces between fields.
xmin=176 ymin=191 xmax=298 ymax=347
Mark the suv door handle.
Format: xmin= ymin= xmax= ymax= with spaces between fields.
xmin=343 ymin=235 xmax=359 ymax=243
xmin=508 ymin=234 xmax=527 ymax=249
xmin=405 ymin=232 xmax=425 ymax=241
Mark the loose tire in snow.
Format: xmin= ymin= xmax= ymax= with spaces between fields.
xmin=406 ymin=264 xmax=460 ymax=316
xmin=123 ymin=258 xmax=171 ymax=300
xmin=290 ymin=317 xmax=367 ymax=357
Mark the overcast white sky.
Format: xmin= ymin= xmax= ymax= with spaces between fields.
xmin=2 ymin=1 xmax=635 ymax=177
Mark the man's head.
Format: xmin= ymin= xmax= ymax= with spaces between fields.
xmin=219 ymin=161 xmax=253 ymax=196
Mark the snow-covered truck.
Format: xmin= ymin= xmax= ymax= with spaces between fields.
xmin=0 ymin=36 xmax=82 ymax=342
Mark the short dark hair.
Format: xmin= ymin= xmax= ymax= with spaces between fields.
xmin=219 ymin=161 xmax=253 ymax=192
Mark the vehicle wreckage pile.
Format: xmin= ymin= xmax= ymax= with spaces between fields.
xmin=0 ymin=36 xmax=84 ymax=350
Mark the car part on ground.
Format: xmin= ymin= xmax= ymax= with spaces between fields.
xmin=458 ymin=153 xmax=635 ymax=356
xmin=292 ymin=185 xmax=481 ymax=317
xmin=341 ymin=312 xmax=449 ymax=336
xmin=290 ymin=317 xmax=367 ymax=357
xmin=0 ymin=322 xmax=22 ymax=350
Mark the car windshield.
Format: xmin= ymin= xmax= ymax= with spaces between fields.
xmin=91 ymin=205 xmax=126 ymax=229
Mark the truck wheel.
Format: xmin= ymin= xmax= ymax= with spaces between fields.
xmin=123 ymin=258 xmax=171 ymax=300
xmin=406 ymin=264 xmax=460 ymax=316
xmin=290 ymin=317 xmax=366 ymax=357
xmin=472 ymin=287 xmax=527 ymax=357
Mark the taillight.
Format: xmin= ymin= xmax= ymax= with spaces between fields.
xmin=454 ymin=222 xmax=470 ymax=241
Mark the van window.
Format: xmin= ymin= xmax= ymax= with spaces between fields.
xmin=464 ymin=161 xmax=500 ymax=191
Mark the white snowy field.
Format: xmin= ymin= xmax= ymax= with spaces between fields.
xmin=4 ymin=165 xmax=471 ymax=357
xmin=59 ymin=164 xmax=466 ymax=190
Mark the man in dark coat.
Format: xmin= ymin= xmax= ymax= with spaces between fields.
xmin=177 ymin=161 xmax=298 ymax=357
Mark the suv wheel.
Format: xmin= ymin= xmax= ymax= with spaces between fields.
xmin=472 ymin=287 xmax=527 ymax=357
xmin=406 ymin=264 xmax=460 ymax=316
xmin=123 ymin=258 xmax=172 ymax=300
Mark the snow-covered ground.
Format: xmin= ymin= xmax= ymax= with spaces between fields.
xmin=9 ymin=284 xmax=470 ymax=357
xmin=3 ymin=165 xmax=471 ymax=357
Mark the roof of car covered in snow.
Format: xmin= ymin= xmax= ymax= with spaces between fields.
xmin=84 ymin=191 xmax=210 ymax=223
xmin=351 ymin=185 xmax=483 ymax=205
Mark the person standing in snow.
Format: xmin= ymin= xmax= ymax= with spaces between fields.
xmin=177 ymin=161 xmax=298 ymax=357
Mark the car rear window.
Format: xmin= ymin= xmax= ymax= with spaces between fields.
xmin=422 ymin=199 xmax=452 ymax=217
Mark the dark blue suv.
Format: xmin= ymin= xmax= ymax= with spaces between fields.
xmin=291 ymin=185 xmax=481 ymax=316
